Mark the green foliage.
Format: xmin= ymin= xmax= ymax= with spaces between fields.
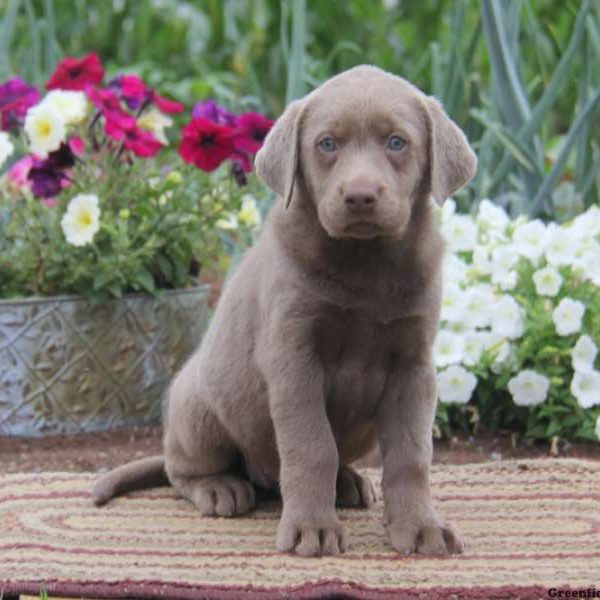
xmin=0 ymin=155 xmax=263 ymax=303
xmin=2 ymin=0 xmax=597 ymax=220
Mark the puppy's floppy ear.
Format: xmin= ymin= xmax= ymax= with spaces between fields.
xmin=255 ymin=98 xmax=306 ymax=209
xmin=422 ymin=96 xmax=477 ymax=204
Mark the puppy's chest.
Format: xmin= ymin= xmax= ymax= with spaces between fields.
xmin=314 ymin=309 xmax=412 ymax=418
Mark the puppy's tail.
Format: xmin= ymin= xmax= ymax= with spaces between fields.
xmin=92 ymin=455 xmax=168 ymax=506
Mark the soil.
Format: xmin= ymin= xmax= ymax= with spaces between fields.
xmin=1 ymin=426 xmax=598 ymax=474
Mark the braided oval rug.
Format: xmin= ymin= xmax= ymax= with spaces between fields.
xmin=1 ymin=459 xmax=599 ymax=600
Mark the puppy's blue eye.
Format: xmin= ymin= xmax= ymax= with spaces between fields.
xmin=387 ymin=135 xmax=407 ymax=151
xmin=318 ymin=137 xmax=338 ymax=152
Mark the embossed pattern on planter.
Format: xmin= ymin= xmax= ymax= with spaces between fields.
xmin=0 ymin=286 xmax=210 ymax=436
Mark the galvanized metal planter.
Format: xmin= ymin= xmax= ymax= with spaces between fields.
xmin=0 ymin=285 xmax=210 ymax=436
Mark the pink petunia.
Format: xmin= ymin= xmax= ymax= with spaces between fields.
xmin=105 ymin=113 xmax=163 ymax=158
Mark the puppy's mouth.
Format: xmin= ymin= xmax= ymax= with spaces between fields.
xmin=343 ymin=221 xmax=382 ymax=239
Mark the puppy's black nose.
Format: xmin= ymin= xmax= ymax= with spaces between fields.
xmin=345 ymin=192 xmax=377 ymax=214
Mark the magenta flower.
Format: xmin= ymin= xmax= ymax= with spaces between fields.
xmin=179 ymin=117 xmax=235 ymax=171
xmin=192 ymin=100 xmax=237 ymax=127
xmin=105 ymin=113 xmax=163 ymax=158
xmin=46 ymin=52 xmax=104 ymax=91
xmin=109 ymin=74 xmax=184 ymax=114
xmin=0 ymin=78 xmax=41 ymax=131
xmin=86 ymin=87 xmax=129 ymax=121
xmin=234 ymin=112 xmax=274 ymax=154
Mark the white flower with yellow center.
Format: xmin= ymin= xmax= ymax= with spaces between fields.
xmin=482 ymin=331 xmax=511 ymax=365
xmin=491 ymin=246 xmax=519 ymax=290
xmin=492 ymin=295 xmax=524 ymax=340
xmin=512 ymin=219 xmax=548 ymax=263
xmin=545 ymin=225 xmax=578 ymax=266
xmin=433 ymin=330 xmax=464 ymax=367
xmin=24 ymin=102 xmax=66 ymax=157
xmin=570 ymin=370 xmax=600 ymax=409
xmin=216 ymin=214 xmax=239 ymax=231
xmin=571 ymin=205 xmax=600 ymax=239
xmin=476 ymin=198 xmax=509 ymax=232
xmin=42 ymin=90 xmax=88 ymax=125
xmin=0 ymin=131 xmax=14 ymax=167
xmin=462 ymin=331 xmax=487 ymax=366
xmin=441 ymin=213 xmax=478 ymax=252
xmin=508 ymin=370 xmax=550 ymax=406
xmin=571 ymin=335 xmax=598 ymax=373
xmin=61 ymin=194 xmax=101 ymax=246
xmin=462 ymin=284 xmax=495 ymax=329
xmin=472 ymin=244 xmax=492 ymax=275
xmin=138 ymin=109 xmax=172 ymax=145
xmin=552 ymin=298 xmax=585 ymax=336
xmin=437 ymin=365 xmax=477 ymax=404
xmin=441 ymin=283 xmax=465 ymax=324
xmin=237 ymin=194 xmax=261 ymax=228
xmin=443 ymin=253 xmax=468 ymax=284
xmin=532 ymin=266 xmax=563 ymax=297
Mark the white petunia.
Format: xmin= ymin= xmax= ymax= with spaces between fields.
xmin=573 ymin=244 xmax=600 ymax=287
xmin=215 ymin=214 xmax=238 ymax=231
xmin=237 ymin=194 xmax=262 ymax=228
xmin=476 ymin=199 xmax=509 ymax=232
xmin=571 ymin=205 xmax=600 ymax=239
xmin=433 ymin=330 xmax=464 ymax=367
xmin=24 ymin=102 xmax=66 ymax=157
xmin=41 ymin=90 xmax=88 ymax=125
xmin=437 ymin=365 xmax=477 ymax=404
xmin=443 ymin=253 xmax=468 ymax=284
xmin=512 ymin=219 xmax=548 ymax=263
xmin=571 ymin=335 xmax=598 ymax=372
xmin=533 ymin=267 xmax=563 ymax=297
xmin=472 ymin=244 xmax=492 ymax=275
xmin=480 ymin=331 xmax=512 ymax=368
xmin=570 ymin=370 xmax=600 ymax=409
xmin=441 ymin=214 xmax=478 ymax=252
xmin=491 ymin=295 xmax=525 ymax=340
xmin=441 ymin=283 xmax=465 ymax=324
xmin=552 ymin=298 xmax=585 ymax=336
xmin=508 ymin=370 xmax=550 ymax=407
xmin=61 ymin=193 xmax=101 ymax=246
xmin=462 ymin=284 xmax=495 ymax=329
xmin=462 ymin=331 xmax=487 ymax=366
xmin=491 ymin=246 xmax=519 ymax=290
xmin=0 ymin=131 xmax=14 ymax=167
xmin=138 ymin=108 xmax=172 ymax=145
xmin=545 ymin=225 xmax=578 ymax=267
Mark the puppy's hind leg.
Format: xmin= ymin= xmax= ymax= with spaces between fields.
xmin=165 ymin=398 xmax=256 ymax=518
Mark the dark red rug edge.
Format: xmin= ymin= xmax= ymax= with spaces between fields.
xmin=0 ymin=579 xmax=563 ymax=600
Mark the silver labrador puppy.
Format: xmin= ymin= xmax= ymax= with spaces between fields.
xmin=93 ymin=65 xmax=477 ymax=558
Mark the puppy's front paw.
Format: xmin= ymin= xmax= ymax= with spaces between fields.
xmin=386 ymin=510 xmax=465 ymax=556
xmin=276 ymin=509 xmax=348 ymax=557
xmin=336 ymin=465 xmax=376 ymax=508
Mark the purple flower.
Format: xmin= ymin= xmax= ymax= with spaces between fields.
xmin=27 ymin=143 xmax=75 ymax=199
xmin=28 ymin=162 xmax=68 ymax=198
xmin=192 ymin=99 xmax=237 ymax=127
xmin=0 ymin=78 xmax=41 ymax=131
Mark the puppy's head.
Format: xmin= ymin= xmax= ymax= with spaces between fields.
xmin=255 ymin=65 xmax=477 ymax=240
